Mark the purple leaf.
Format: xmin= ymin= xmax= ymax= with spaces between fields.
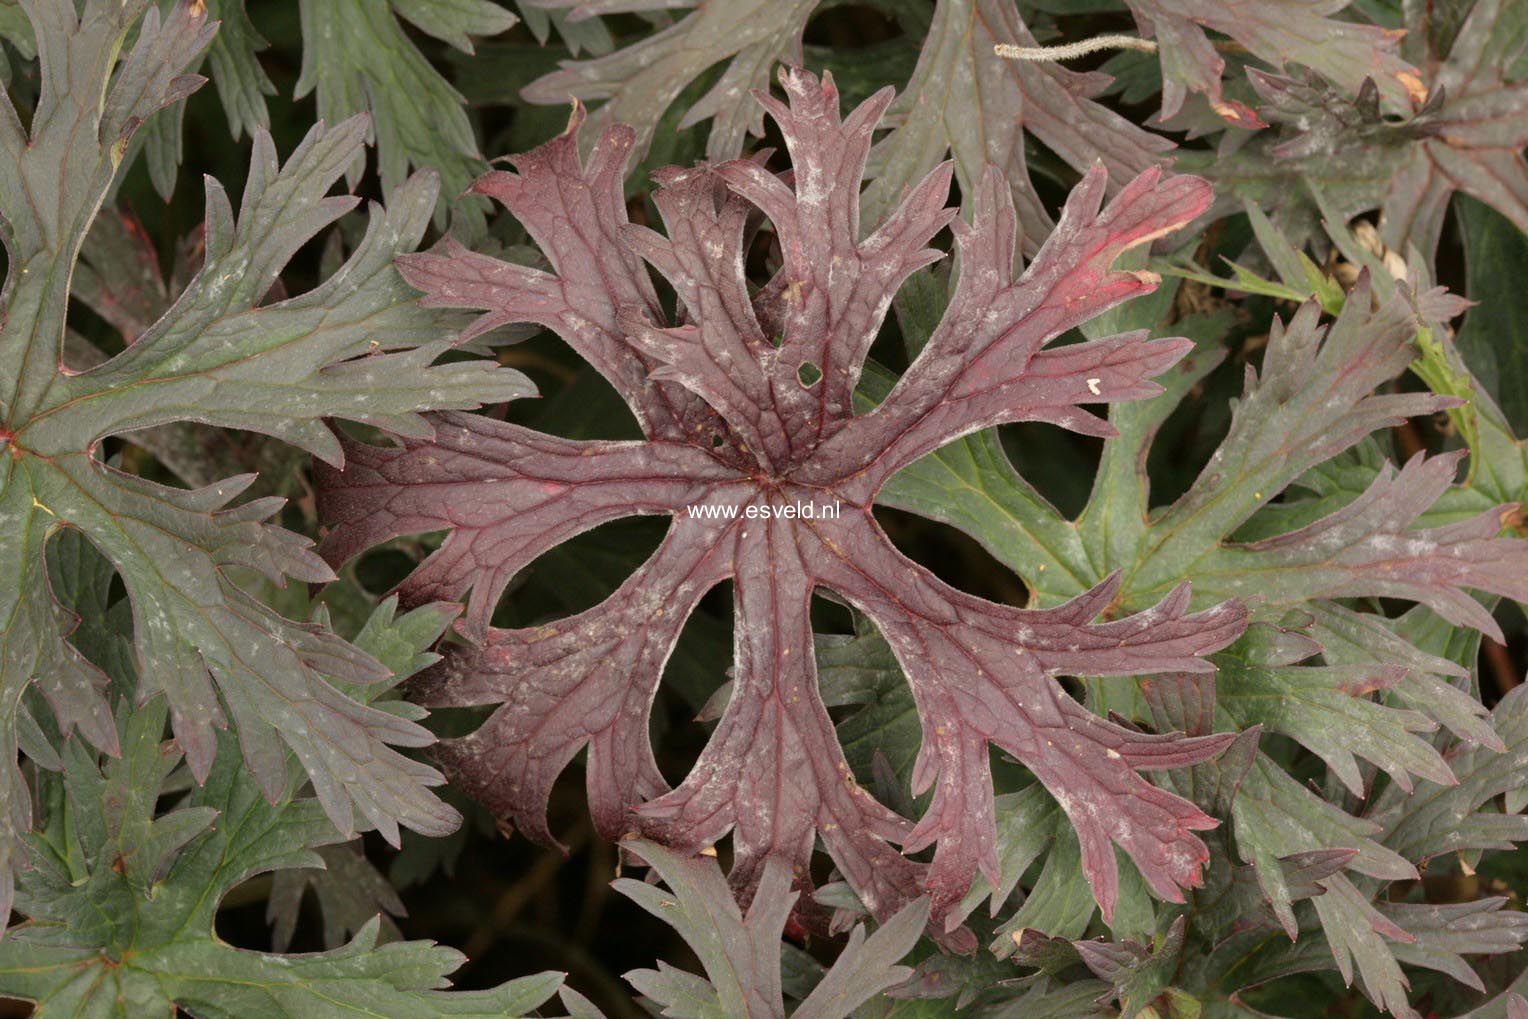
xmin=1380 ymin=0 xmax=1528 ymax=261
xmin=1123 ymin=0 xmax=1418 ymax=125
xmin=1235 ymin=451 xmax=1528 ymax=643
xmin=321 ymin=67 xmax=1247 ymax=935
xmin=1201 ymin=0 xmax=1527 ymax=264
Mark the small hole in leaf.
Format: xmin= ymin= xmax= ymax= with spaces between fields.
xmin=711 ymin=433 xmax=724 ymax=448
xmin=797 ymin=361 xmax=822 ymax=388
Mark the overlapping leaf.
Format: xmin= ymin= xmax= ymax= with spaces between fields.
xmin=522 ymin=0 xmax=1170 ymax=249
xmin=1120 ymin=0 xmax=1417 ymax=125
xmin=876 ymin=215 xmax=1528 ymax=1010
xmin=617 ymin=839 xmax=925 ymax=1018
xmin=140 ymin=0 xmax=275 ymax=198
xmin=929 ymin=618 xmax=1528 ymax=1018
xmin=521 ymin=0 xmax=817 ymax=163
xmin=25 ymin=0 xmax=515 ymax=228
xmin=862 ymin=0 xmax=1171 ymax=252
xmin=1380 ymin=0 xmax=1528 ymax=262
xmin=0 ymin=0 xmax=529 ymax=929
xmin=2 ymin=0 xmax=1524 ymax=1014
xmin=0 ymin=583 xmax=564 ymax=1018
xmin=296 ymin=0 xmax=518 ymax=232
xmin=319 ymin=67 xmax=1248 ymax=940
xmin=1191 ymin=0 xmax=1528 ymax=265
xmin=67 ymin=205 xmax=295 ymax=489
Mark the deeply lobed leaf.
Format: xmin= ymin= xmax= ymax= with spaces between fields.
xmin=295 ymin=0 xmax=518 ymax=234
xmin=321 ymin=67 xmax=1248 ymax=940
xmin=0 ymin=0 xmax=528 ymax=926
xmin=617 ymin=839 xmax=926 ymax=1019
xmin=524 ymin=0 xmax=1172 ymax=252
xmin=875 ymin=214 xmax=1528 ymax=1012
xmin=0 ymin=591 xmax=563 ymax=1018
xmin=1121 ymin=0 xmax=1418 ymax=125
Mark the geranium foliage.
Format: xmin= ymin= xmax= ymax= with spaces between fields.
xmin=614 ymin=838 xmax=927 ymax=1017
xmin=319 ymin=68 xmax=1250 ymax=939
xmin=4 ymin=0 xmax=1528 ymax=1016
xmin=0 ymin=0 xmax=523 ymax=931
xmin=0 ymin=529 xmax=565 ymax=1016
xmin=1182 ymin=0 xmax=1528 ymax=264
